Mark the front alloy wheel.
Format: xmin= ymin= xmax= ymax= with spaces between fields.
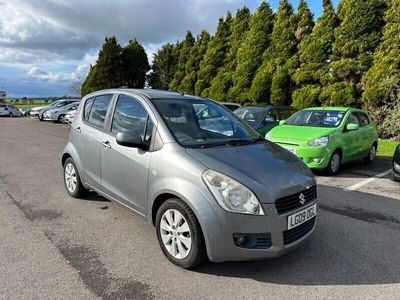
xmin=63 ymin=157 xmax=88 ymax=198
xmin=327 ymin=151 xmax=341 ymax=175
xmin=156 ymin=198 xmax=206 ymax=269
xmin=160 ymin=209 xmax=192 ymax=259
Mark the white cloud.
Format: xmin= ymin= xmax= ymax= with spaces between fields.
xmin=27 ymin=66 xmax=71 ymax=82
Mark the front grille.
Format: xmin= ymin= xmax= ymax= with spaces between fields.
xmin=275 ymin=186 xmax=317 ymax=214
xmin=283 ymin=217 xmax=315 ymax=245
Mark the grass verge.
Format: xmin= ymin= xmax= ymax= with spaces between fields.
xmin=377 ymin=139 xmax=399 ymax=160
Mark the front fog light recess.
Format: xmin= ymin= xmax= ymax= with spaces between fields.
xmin=203 ymin=169 xmax=265 ymax=215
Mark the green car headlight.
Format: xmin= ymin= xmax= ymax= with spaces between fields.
xmin=202 ymin=169 xmax=265 ymax=215
xmin=308 ymin=136 xmax=329 ymax=147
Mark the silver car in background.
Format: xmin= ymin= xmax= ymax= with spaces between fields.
xmin=43 ymin=102 xmax=80 ymax=123
xmin=62 ymin=89 xmax=317 ymax=268
xmin=64 ymin=109 xmax=77 ymax=124
xmin=30 ymin=99 xmax=80 ymax=120
xmin=0 ymin=104 xmax=23 ymax=117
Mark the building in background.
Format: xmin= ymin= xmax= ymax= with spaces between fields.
xmin=0 ymin=90 xmax=6 ymax=103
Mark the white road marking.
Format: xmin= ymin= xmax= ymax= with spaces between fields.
xmin=344 ymin=169 xmax=392 ymax=192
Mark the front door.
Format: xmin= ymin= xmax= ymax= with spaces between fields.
xmin=100 ymin=94 xmax=153 ymax=214
xmin=342 ymin=112 xmax=362 ymax=162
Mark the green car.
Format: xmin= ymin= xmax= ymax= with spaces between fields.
xmin=266 ymin=107 xmax=379 ymax=174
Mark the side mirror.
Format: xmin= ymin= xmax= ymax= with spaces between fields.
xmin=116 ymin=132 xmax=143 ymax=148
xmin=346 ymin=123 xmax=359 ymax=131
xmin=279 ymin=120 xmax=286 ymax=125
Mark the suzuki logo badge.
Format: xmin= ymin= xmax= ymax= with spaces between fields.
xmin=299 ymin=193 xmax=306 ymax=205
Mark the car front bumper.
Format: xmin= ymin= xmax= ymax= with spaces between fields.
xmin=30 ymin=111 xmax=40 ymax=118
xmin=198 ymin=200 xmax=318 ymax=262
xmin=43 ymin=113 xmax=57 ymax=121
xmin=272 ymin=141 xmax=332 ymax=169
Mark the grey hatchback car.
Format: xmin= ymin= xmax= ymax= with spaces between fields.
xmin=62 ymin=89 xmax=318 ymax=268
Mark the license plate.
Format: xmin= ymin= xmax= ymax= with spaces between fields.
xmin=287 ymin=204 xmax=317 ymax=230
xmin=288 ymin=148 xmax=296 ymax=154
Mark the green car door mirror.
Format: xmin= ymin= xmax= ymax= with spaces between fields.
xmin=346 ymin=123 xmax=359 ymax=131
xmin=279 ymin=120 xmax=286 ymax=125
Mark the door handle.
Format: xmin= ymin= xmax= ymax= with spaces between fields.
xmin=75 ymin=127 xmax=81 ymax=133
xmin=101 ymin=141 xmax=111 ymax=149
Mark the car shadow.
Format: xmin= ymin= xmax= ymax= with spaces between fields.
xmin=193 ymin=185 xmax=400 ymax=285
xmin=313 ymin=158 xmax=392 ymax=178
xmin=82 ymin=191 xmax=111 ymax=202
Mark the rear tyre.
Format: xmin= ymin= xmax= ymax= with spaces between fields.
xmin=326 ymin=150 xmax=341 ymax=175
xmin=63 ymin=158 xmax=88 ymax=198
xmin=155 ymin=198 xmax=206 ymax=269
xmin=364 ymin=143 xmax=376 ymax=163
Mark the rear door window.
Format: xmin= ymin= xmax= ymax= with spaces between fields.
xmin=87 ymin=95 xmax=113 ymax=128
xmin=84 ymin=98 xmax=95 ymax=121
xmin=357 ymin=112 xmax=370 ymax=127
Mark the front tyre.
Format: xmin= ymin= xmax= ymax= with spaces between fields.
xmin=63 ymin=158 xmax=88 ymax=198
xmin=326 ymin=151 xmax=341 ymax=175
xmin=364 ymin=143 xmax=376 ymax=163
xmin=58 ymin=114 xmax=66 ymax=123
xmin=9 ymin=112 xmax=13 ymax=117
xmin=156 ymin=198 xmax=206 ymax=269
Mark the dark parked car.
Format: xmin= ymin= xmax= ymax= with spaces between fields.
xmin=221 ymin=102 xmax=241 ymax=111
xmin=392 ymin=144 xmax=400 ymax=181
xmin=234 ymin=105 xmax=297 ymax=136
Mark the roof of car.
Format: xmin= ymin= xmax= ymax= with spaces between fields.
xmin=237 ymin=105 xmax=294 ymax=110
xmin=94 ymin=88 xmax=204 ymax=101
xmin=303 ymin=106 xmax=352 ymax=111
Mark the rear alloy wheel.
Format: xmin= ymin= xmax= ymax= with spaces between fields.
xmin=156 ymin=198 xmax=206 ymax=269
xmin=364 ymin=144 xmax=376 ymax=163
xmin=327 ymin=151 xmax=341 ymax=175
xmin=63 ymin=158 xmax=88 ymax=198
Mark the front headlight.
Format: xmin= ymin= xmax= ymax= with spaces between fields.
xmin=308 ymin=136 xmax=329 ymax=147
xmin=202 ymin=169 xmax=265 ymax=215
xmin=265 ymin=132 xmax=270 ymax=141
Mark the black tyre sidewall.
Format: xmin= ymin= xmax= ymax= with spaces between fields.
xmin=327 ymin=151 xmax=341 ymax=175
xmin=63 ymin=158 xmax=87 ymax=198
xmin=364 ymin=144 xmax=376 ymax=163
xmin=155 ymin=198 xmax=206 ymax=269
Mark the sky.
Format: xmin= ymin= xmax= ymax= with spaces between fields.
xmin=0 ymin=0 xmax=339 ymax=98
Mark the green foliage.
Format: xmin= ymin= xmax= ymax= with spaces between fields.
xmin=330 ymin=0 xmax=385 ymax=99
xmin=195 ymin=13 xmax=232 ymax=96
xmin=250 ymin=0 xmax=297 ymax=104
xmin=362 ymin=0 xmax=400 ymax=109
xmin=295 ymin=0 xmax=314 ymax=43
xmin=292 ymin=84 xmax=321 ymax=108
xmin=169 ymin=31 xmax=195 ymax=91
xmin=228 ymin=2 xmax=274 ymax=102
xmin=294 ymin=0 xmax=338 ymax=88
xmin=148 ymin=43 xmax=180 ymax=90
xmin=319 ymin=82 xmax=357 ymax=106
xmin=121 ymin=39 xmax=149 ymax=88
xmin=179 ymin=31 xmax=210 ymax=94
xmin=208 ymin=7 xmax=251 ymax=101
xmin=81 ymin=36 xmax=149 ymax=96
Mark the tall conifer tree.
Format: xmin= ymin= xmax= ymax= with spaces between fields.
xmin=228 ymin=2 xmax=274 ymax=102
xmin=195 ymin=12 xmax=232 ymax=96
xmin=208 ymin=7 xmax=251 ymax=101
xmin=250 ymin=0 xmax=297 ymax=104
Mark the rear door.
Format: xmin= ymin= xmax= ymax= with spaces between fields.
xmin=72 ymin=94 xmax=113 ymax=190
xmin=99 ymin=94 xmax=154 ymax=214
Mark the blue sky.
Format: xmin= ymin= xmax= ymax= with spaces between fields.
xmin=0 ymin=0 xmax=339 ymax=98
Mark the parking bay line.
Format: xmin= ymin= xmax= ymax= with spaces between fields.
xmin=344 ymin=169 xmax=392 ymax=192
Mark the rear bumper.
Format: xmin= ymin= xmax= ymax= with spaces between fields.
xmin=198 ymin=200 xmax=318 ymax=262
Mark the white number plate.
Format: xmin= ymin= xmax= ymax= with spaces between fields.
xmin=287 ymin=204 xmax=317 ymax=230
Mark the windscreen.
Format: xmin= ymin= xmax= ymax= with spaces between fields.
xmin=285 ymin=110 xmax=346 ymax=127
